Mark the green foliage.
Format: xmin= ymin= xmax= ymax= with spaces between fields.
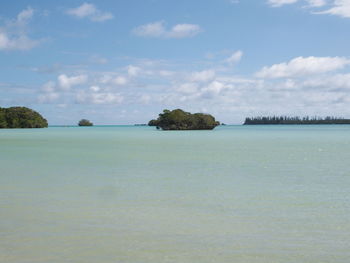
xmin=149 ymin=109 xmax=219 ymax=130
xmin=0 ymin=107 xmax=48 ymax=129
xmin=0 ymin=108 xmax=7 ymax=128
xmin=148 ymin=119 xmax=159 ymax=126
xmin=78 ymin=119 xmax=93 ymax=126
xmin=244 ymin=116 xmax=350 ymax=125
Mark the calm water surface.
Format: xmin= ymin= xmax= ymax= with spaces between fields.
xmin=1 ymin=125 xmax=350 ymax=263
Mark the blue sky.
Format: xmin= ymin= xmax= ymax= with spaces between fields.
xmin=1 ymin=0 xmax=350 ymax=124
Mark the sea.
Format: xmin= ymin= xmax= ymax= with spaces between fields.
xmin=0 ymin=125 xmax=349 ymax=263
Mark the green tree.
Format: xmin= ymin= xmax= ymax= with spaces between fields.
xmin=0 ymin=108 xmax=7 ymax=128
xmin=1 ymin=107 xmax=48 ymax=128
xmin=149 ymin=109 xmax=219 ymax=130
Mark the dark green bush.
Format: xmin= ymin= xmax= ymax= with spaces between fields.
xmin=149 ymin=109 xmax=219 ymax=130
xmin=0 ymin=107 xmax=48 ymax=128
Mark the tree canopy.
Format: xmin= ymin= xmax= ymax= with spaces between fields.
xmin=0 ymin=107 xmax=48 ymax=128
xmin=149 ymin=109 xmax=219 ymax=130
xmin=78 ymin=119 xmax=93 ymax=126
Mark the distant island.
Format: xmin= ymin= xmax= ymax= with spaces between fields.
xmin=0 ymin=107 xmax=48 ymax=128
xmin=149 ymin=109 xmax=220 ymax=130
xmin=244 ymin=116 xmax=350 ymax=125
xmin=78 ymin=119 xmax=93 ymax=126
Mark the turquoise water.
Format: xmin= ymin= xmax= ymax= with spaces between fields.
xmin=1 ymin=125 xmax=350 ymax=263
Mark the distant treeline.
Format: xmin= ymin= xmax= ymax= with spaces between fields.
xmin=244 ymin=116 xmax=350 ymax=125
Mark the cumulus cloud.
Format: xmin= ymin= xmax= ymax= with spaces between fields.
xmin=302 ymin=73 xmax=350 ymax=90
xmin=0 ymin=7 xmax=41 ymax=51
xmin=77 ymin=89 xmax=124 ymax=104
xmin=200 ymin=81 xmax=228 ymax=98
xmin=66 ymin=3 xmax=114 ymax=22
xmin=38 ymin=81 xmax=59 ymax=103
xmin=133 ymin=21 xmax=202 ymax=38
xmin=177 ymin=82 xmax=199 ymax=94
xmin=127 ymin=65 xmax=141 ymax=77
xmin=58 ymin=74 xmax=88 ymax=90
xmin=113 ymin=76 xmax=128 ymax=85
xmin=34 ymin=52 xmax=350 ymax=123
xmin=190 ymin=70 xmax=216 ymax=82
xmin=256 ymin=56 xmax=350 ymax=78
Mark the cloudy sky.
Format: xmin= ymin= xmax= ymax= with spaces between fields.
xmin=1 ymin=0 xmax=350 ymax=124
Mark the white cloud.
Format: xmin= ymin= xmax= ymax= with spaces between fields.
xmin=268 ymin=0 xmax=299 ymax=7
xmin=268 ymin=0 xmax=350 ymax=19
xmin=317 ymin=0 xmax=350 ymax=18
xmin=77 ymin=90 xmax=124 ymax=104
xmin=66 ymin=3 xmax=114 ymax=22
xmin=267 ymin=0 xmax=326 ymax=8
xmin=90 ymin=85 xmax=101 ymax=92
xmin=58 ymin=74 xmax=88 ymax=90
xmin=17 ymin=7 xmax=34 ymax=24
xmin=133 ymin=21 xmax=165 ymax=38
xmin=38 ymin=92 xmax=59 ymax=103
xmin=256 ymin=56 xmax=350 ymax=78
xmin=200 ymin=81 xmax=229 ymax=98
xmin=177 ymin=83 xmax=199 ymax=94
xmin=226 ymin=50 xmax=243 ymax=65
xmin=139 ymin=94 xmax=151 ymax=104
xmin=41 ymin=81 xmax=56 ymax=92
xmin=133 ymin=21 xmax=202 ymax=38
xmin=33 ymin=52 xmax=350 ymax=123
xmin=113 ymin=76 xmax=128 ymax=85
xmin=306 ymin=0 xmax=327 ymax=7
xmin=190 ymin=70 xmax=216 ymax=82
xmin=0 ymin=7 xmax=41 ymax=51
xmin=127 ymin=65 xmax=141 ymax=77
xmin=302 ymin=73 xmax=350 ymax=90
xmin=167 ymin=24 xmax=202 ymax=38
xmin=38 ymin=81 xmax=59 ymax=103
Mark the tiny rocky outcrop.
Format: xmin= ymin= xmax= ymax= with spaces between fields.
xmin=0 ymin=107 xmax=48 ymax=128
xmin=78 ymin=119 xmax=93 ymax=126
xmin=149 ymin=109 xmax=220 ymax=130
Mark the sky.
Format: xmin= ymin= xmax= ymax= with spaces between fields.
xmin=1 ymin=0 xmax=350 ymax=124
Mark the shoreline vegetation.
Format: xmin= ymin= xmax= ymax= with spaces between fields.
xmin=149 ymin=109 xmax=220 ymax=130
xmin=2 ymin=105 xmax=350 ymax=128
xmin=0 ymin=107 xmax=48 ymax=128
xmin=244 ymin=116 xmax=350 ymax=125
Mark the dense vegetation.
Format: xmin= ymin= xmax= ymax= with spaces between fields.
xmin=78 ymin=119 xmax=93 ymax=126
xmin=244 ymin=116 xmax=350 ymax=125
xmin=149 ymin=109 xmax=220 ymax=130
xmin=0 ymin=107 xmax=48 ymax=128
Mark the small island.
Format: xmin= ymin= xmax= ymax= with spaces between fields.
xmin=0 ymin=107 xmax=48 ymax=128
xmin=244 ymin=116 xmax=350 ymax=125
xmin=149 ymin=109 xmax=220 ymax=130
xmin=78 ymin=119 xmax=93 ymax=126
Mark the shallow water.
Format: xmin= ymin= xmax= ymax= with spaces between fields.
xmin=1 ymin=125 xmax=350 ymax=263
